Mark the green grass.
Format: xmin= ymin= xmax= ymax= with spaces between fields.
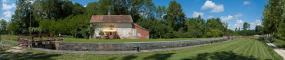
xmin=0 ymin=38 xmax=281 ymax=60
xmin=1 ymin=35 xmax=224 ymax=43
xmin=272 ymin=39 xmax=285 ymax=50
xmin=0 ymin=40 xmax=18 ymax=46
xmin=61 ymin=37 xmax=222 ymax=43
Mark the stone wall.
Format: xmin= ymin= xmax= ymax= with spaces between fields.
xmin=58 ymin=38 xmax=228 ymax=51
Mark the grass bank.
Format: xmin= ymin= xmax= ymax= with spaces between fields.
xmin=272 ymin=39 xmax=285 ymax=50
xmin=0 ymin=38 xmax=281 ymax=60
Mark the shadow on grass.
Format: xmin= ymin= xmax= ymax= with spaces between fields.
xmin=122 ymin=55 xmax=138 ymax=60
xmin=108 ymin=57 xmax=117 ymax=60
xmin=181 ymin=51 xmax=258 ymax=60
xmin=0 ymin=51 xmax=61 ymax=60
xmin=143 ymin=53 xmax=175 ymax=60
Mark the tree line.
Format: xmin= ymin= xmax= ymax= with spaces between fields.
xmin=262 ymin=0 xmax=285 ymax=40
xmin=0 ymin=0 xmax=263 ymax=39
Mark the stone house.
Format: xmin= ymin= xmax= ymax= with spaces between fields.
xmin=90 ymin=15 xmax=149 ymax=39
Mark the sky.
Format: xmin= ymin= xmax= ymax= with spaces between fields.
xmin=0 ymin=0 xmax=268 ymax=30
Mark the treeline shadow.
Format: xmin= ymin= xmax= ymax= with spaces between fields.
xmin=0 ymin=51 xmax=61 ymax=60
xmin=181 ymin=51 xmax=259 ymax=60
xmin=108 ymin=53 xmax=175 ymax=60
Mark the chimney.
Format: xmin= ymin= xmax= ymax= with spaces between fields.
xmin=108 ymin=12 xmax=110 ymax=15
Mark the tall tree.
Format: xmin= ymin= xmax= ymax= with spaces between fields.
xmin=262 ymin=0 xmax=283 ymax=38
xmin=156 ymin=6 xmax=166 ymax=21
xmin=243 ymin=22 xmax=250 ymax=30
xmin=0 ymin=19 xmax=7 ymax=34
xmin=164 ymin=1 xmax=186 ymax=31
xmin=255 ymin=25 xmax=263 ymax=35
xmin=85 ymin=2 xmax=99 ymax=16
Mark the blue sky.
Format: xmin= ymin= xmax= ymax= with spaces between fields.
xmin=0 ymin=0 xmax=267 ymax=30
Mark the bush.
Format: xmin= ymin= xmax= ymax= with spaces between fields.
xmin=99 ymin=31 xmax=104 ymax=36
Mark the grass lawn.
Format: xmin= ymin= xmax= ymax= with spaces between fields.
xmin=60 ymin=37 xmax=223 ymax=43
xmin=272 ymin=39 xmax=285 ymax=50
xmin=0 ymin=38 xmax=282 ymax=60
xmin=1 ymin=35 xmax=223 ymax=43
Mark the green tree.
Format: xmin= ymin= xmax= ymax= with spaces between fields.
xmin=262 ymin=0 xmax=283 ymax=39
xmin=85 ymin=2 xmax=99 ymax=16
xmin=164 ymin=1 xmax=186 ymax=31
xmin=243 ymin=22 xmax=250 ymax=30
xmin=0 ymin=19 xmax=7 ymax=34
xmin=255 ymin=25 xmax=263 ymax=35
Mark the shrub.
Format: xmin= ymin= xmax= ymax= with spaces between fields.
xmin=99 ymin=31 xmax=104 ymax=36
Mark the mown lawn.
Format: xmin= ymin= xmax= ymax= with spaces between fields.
xmin=0 ymin=38 xmax=282 ymax=60
xmin=272 ymin=39 xmax=285 ymax=50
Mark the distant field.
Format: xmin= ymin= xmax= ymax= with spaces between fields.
xmin=272 ymin=39 xmax=285 ymax=50
xmin=0 ymin=38 xmax=281 ymax=60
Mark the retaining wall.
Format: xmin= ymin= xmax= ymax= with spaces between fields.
xmin=58 ymin=38 xmax=228 ymax=51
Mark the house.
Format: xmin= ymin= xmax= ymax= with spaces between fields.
xmin=90 ymin=14 xmax=149 ymax=39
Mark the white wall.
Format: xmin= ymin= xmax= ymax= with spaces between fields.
xmin=92 ymin=23 xmax=134 ymax=39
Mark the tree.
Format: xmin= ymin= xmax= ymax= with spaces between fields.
xmin=156 ymin=6 xmax=166 ymax=21
xmin=72 ymin=3 xmax=85 ymax=15
xmin=85 ymin=2 xmax=99 ymax=16
xmin=243 ymin=22 xmax=250 ymax=30
xmin=262 ymin=0 xmax=283 ymax=39
xmin=164 ymin=1 xmax=186 ymax=31
xmin=0 ymin=19 xmax=7 ymax=34
xmin=255 ymin=25 xmax=263 ymax=35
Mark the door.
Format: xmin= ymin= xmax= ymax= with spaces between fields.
xmin=109 ymin=32 xmax=113 ymax=39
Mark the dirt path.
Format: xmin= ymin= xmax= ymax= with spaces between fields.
xmin=6 ymin=46 xmax=23 ymax=53
xmin=265 ymin=39 xmax=285 ymax=60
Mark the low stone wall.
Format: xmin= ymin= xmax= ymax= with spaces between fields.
xmin=58 ymin=38 xmax=228 ymax=51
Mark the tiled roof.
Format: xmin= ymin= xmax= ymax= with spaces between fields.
xmin=134 ymin=23 xmax=149 ymax=31
xmin=90 ymin=15 xmax=133 ymax=23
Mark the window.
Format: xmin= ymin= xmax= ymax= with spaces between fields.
xmin=122 ymin=29 xmax=126 ymax=36
xmin=110 ymin=32 xmax=112 ymax=35
xmin=133 ymin=29 xmax=137 ymax=36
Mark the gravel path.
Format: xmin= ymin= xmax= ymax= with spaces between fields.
xmin=264 ymin=39 xmax=285 ymax=60
xmin=6 ymin=46 xmax=23 ymax=53
xmin=31 ymin=39 xmax=235 ymax=54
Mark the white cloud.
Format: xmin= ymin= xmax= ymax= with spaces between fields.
xmin=208 ymin=16 xmax=213 ymax=18
xmin=192 ymin=11 xmax=204 ymax=17
xmin=2 ymin=3 xmax=16 ymax=10
xmin=234 ymin=20 xmax=244 ymax=28
xmin=84 ymin=5 xmax=87 ymax=7
xmin=2 ymin=0 xmax=8 ymax=3
xmin=3 ymin=10 xmax=12 ymax=18
xmin=235 ymin=13 xmax=243 ymax=18
xmin=201 ymin=0 xmax=224 ymax=13
xmin=220 ymin=15 xmax=233 ymax=21
xmin=250 ymin=20 xmax=262 ymax=29
xmin=228 ymin=24 xmax=231 ymax=27
xmin=243 ymin=1 xmax=250 ymax=5
xmin=0 ymin=17 xmax=7 ymax=21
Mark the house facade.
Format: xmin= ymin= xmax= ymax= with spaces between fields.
xmin=90 ymin=15 xmax=149 ymax=39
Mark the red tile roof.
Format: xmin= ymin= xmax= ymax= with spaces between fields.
xmin=90 ymin=15 xmax=133 ymax=23
xmin=134 ymin=23 xmax=149 ymax=31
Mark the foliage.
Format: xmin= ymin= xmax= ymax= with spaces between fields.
xmin=0 ymin=19 xmax=7 ymax=34
xmin=262 ymin=0 xmax=284 ymax=39
xmin=243 ymin=22 xmax=250 ymax=30
xmin=4 ymin=0 xmax=249 ymax=39
xmin=99 ymin=31 xmax=104 ymax=36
